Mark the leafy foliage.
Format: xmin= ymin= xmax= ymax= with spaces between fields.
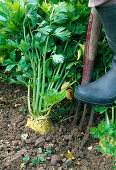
xmin=90 ymin=106 xmax=116 ymax=168
xmin=0 ymin=0 xmax=90 ymax=118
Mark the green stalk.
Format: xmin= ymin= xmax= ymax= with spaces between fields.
xmin=49 ymin=41 xmax=68 ymax=89
xmin=55 ymin=62 xmax=66 ymax=90
xmin=56 ymin=71 xmax=69 ymax=91
xmin=105 ymin=110 xmax=110 ymax=125
xmin=55 ymin=63 xmax=62 ymax=76
xmin=23 ymin=17 xmax=26 ymax=41
xmin=39 ymin=37 xmax=49 ymax=113
xmin=35 ymin=49 xmax=41 ymax=114
xmin=33 ymin=64 xmax=36 ymax=114
xmin=28 ymin=21 xmax=37 ymax=114
xmin=27 ymin=83 xmax=32 ymax=115
xmin=49 ymin=63 xmax=62 ymax=89
xmin=112 ymin=106 xmax=115 ymax=124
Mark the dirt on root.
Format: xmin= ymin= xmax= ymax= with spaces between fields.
xmin=0 ymin=81 xmax=114 ymax=170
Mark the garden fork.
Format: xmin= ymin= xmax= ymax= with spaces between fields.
xmin=72 ymin=8 xmax=102 ymax=149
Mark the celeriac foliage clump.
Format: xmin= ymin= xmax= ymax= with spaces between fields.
xmin=0 ymin=0 xmax=89 ymax=118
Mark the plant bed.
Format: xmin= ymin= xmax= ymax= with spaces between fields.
xmin=0 ymin=82 xmax=114 ymax=170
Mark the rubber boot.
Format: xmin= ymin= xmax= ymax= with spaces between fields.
xmin=75 ymin=4 xmax=116 ymax=106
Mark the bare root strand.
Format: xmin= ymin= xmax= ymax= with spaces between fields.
xmin=79 ymin=104 xmax=87 ymax=131
xmin=79 ymin=107 xmax=95 ymax=149
xmin=72 ymin=102 xmax=80 ymax=127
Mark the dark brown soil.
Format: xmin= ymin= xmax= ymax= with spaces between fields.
xmin=0 ymin=81 xmax=114 ymax=170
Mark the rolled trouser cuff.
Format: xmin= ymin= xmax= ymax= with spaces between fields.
xmin=88 ymin=0 xmax=116 ymax=7
xmin=96 ymin=4 xmax=116 ymax=53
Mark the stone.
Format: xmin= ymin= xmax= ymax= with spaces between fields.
xmin=37 ymin=167 xmax=44 ymax=170
xmin=62 ymin=158 xmax=67 ymax=162
xmin=26 ymin=139 xmax=32 ymax=144
xmin=46 ymin=136 xmax=52 ymax=142
xmin=12 ymin=141 xmax=18 ymax=146
xmin=51 ymin=155 xmax=61 ymax=165
xmin=44 ymin=143 xmax=54 ymax=150
xmin=64 ymin=158 xmax=72 ymax=167
xmin=81 ymin=166 xmax=88 ymax=170
xmin=55 ymin=147 xmax=59 ymax=151
xmin=64 ymin=135 xmax=72 ymax=141
xmin=29 ymin=163 xmax=33 ymax=167
xmin=3 ymin=149 xmax=26 ymax=166
xmin=44 ymin=164 xmax=47 ymax=168
xmin=87 ymin=146 xmax=93 ymax=151
xmin=46 ymin=157 xmax=51 ymax=160
xmin=57 ymin=167 xmax=62 ymax=170
xmin=35 ymin=137 xmax=45 ymax=147
xmin=49 ymin=166 xmax=56 ymax=170
xmin=57 ymin=163 xmax=61 ymax=167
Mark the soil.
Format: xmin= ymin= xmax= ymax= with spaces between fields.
xmin=0 ymin=81 xmax=114 ymax=170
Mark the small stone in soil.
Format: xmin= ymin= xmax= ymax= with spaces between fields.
xmin=62 ymin=158 xmax=67 ymax=162
xmin=45 ymin=136 xmax=52 ymax=142
xmin=44 ymin=164 xmax=47 ymax=168
xmin=57 ymin=167 xmax=62 ymax=170
xmin=64 ymin=135 xmax=72 ymax=141
xmin=26 ymin=139 xmax=32 ymax=144
xmin=44 ymin=143 xmax=54 ymax=150
xmin=46 ymin=157 xmax=51 ymax=160
xmin=64 ymin=158 xmax=72 ymax=167
xmin=55 ymin=147 xmax=59 ymax=151
xmin=57 ymin=163 xmax=61 ymax=167
xmin=48 ymin=166 xmax=56 ymax=170
xmin=81 ymin=166 xmax=88 ymax=170
xmin=37 ymin=167 xmax=44 ymax=170
xmin=29 ymin=163 xmax=33 ymax=167
xmin=12 ymin=140 xmax=18 ymax=146
xmin=35 ymin=137 xmax=45 ymax=147
xmin=51 ymin=155 xmax=61 ymax=165
xmin=87 ymin=146 xmax=93 ymax=150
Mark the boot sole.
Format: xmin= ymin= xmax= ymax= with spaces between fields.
xmin=75 ymin=94 xmax=114 ymax=106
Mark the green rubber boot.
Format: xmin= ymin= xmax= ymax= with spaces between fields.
xmin=75 ymin=4 xmax=116 ymax=106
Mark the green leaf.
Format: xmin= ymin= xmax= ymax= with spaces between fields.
xmin=46 ymin=149 xmax=52 ymax=154
xmin=52 ymin=54 xmax=64 ymax=64
xmin=36 ymin=25 xmax=52 ymax=36
xmin=75 ymin=23 xmax=85 ymax=34
xmin=46 ymin=68 xmax=53 ymax=79
xmin=5 ymin=64 xmax=15 ymax=72
xmin=39 ymin=157 xmax=46 ymax=162
xmin=66 ymin=61 xmax=79 ymax=70
xmin=0 ymin=15 xmax=7 ymax=21
xmin=94 ymin=106 xmax=107 ymax=114
xmin=3 ymin=59 xmax=13 ymax=66
xmin=10 ymin=50 xmax=16 ymax=61
xmin=90 ymin=127 xmax=97 ymax=135
xmin=44 ymin=89 xmax=66 ymax=106
xmin=18 ymin=57 xmax=29 ymax=72
xmin=38 ymin=148 xmax=43 ymax=153
xmin=49 ymin=74 xmax=60 ymax=83
xmin=23 ymin=157 xmax=30 ymax=162
xmin=7 ymin=39 xmax=18 ymax=48
xmin=20 ymin=40 xmax=30 ymax=52
xmin=54 ymin=27 xmax=71 ymax=41
xmin=16 ymin=75 xmax=27 ymax=85
xmin=32 ymin=159 xmax=39 ymax=163
xmin=52 ymin=13 xmax=68 ymax=24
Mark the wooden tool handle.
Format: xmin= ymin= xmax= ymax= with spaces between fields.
xmin=82 ymin=8 xmax=102 ymax=85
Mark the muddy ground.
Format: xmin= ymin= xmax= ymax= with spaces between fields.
xmin=0 ymin=81 xmax=114 ymax=170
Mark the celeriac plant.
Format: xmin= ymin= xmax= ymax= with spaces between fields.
xmin=0 ymin=0 xmax=89 ymax=124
